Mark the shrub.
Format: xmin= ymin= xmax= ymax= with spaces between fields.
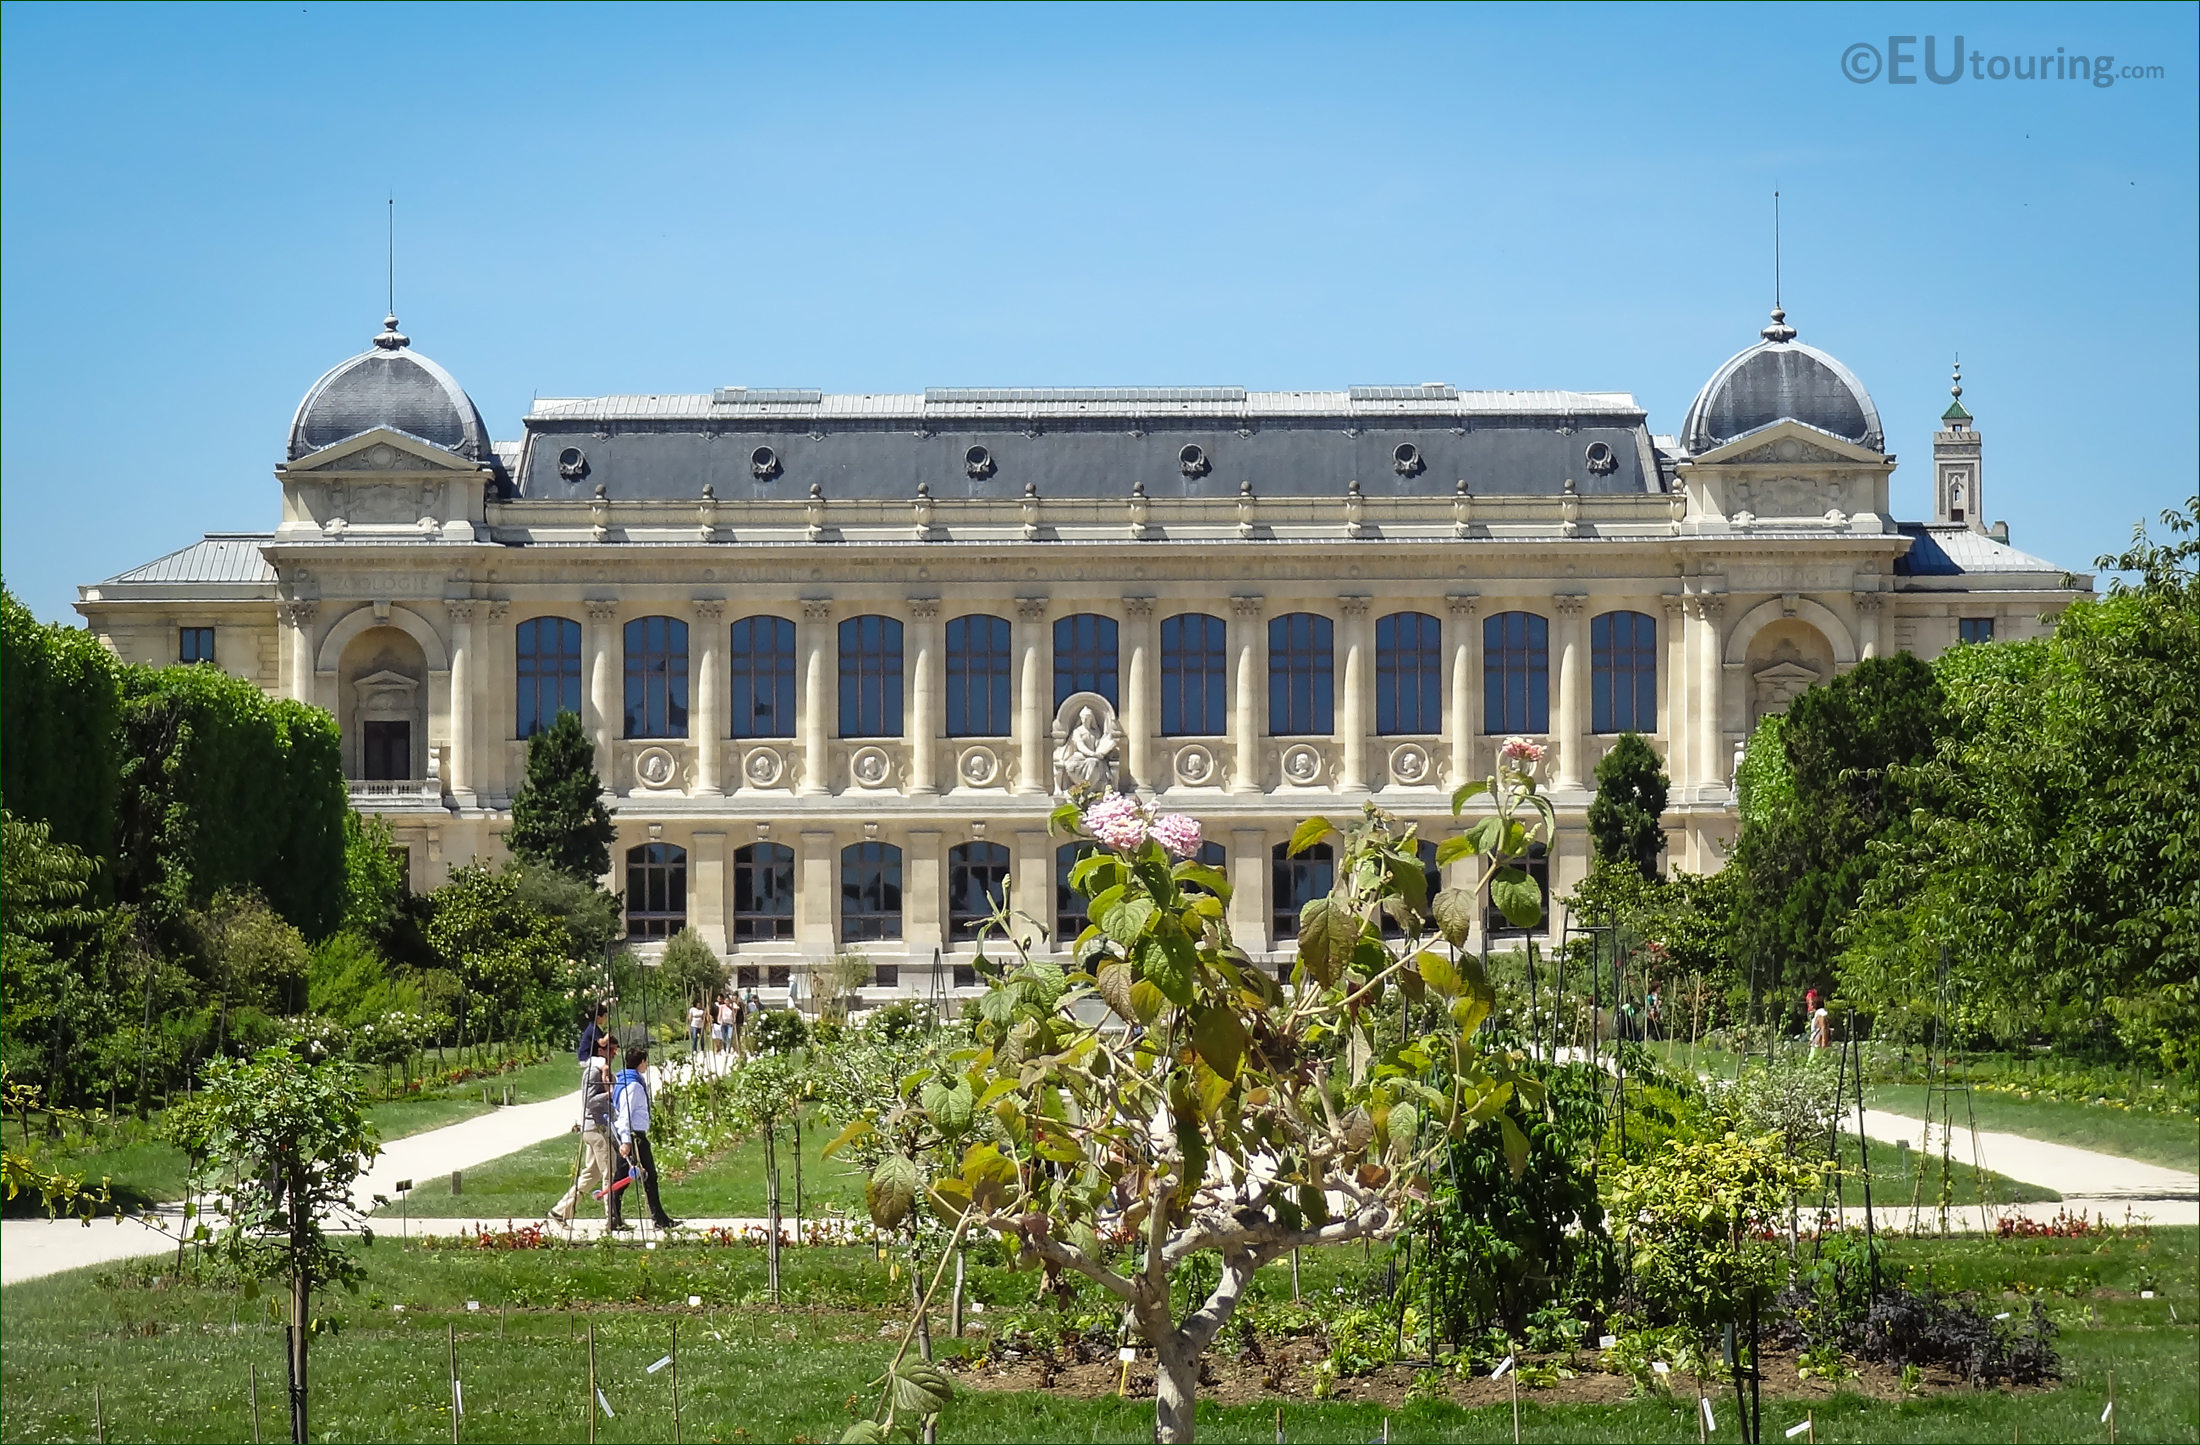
xmin=748 ymin=1008 xmax=809 ymax=1055
xmin=1859 ymin=1287 xmax=2058 ymax=1385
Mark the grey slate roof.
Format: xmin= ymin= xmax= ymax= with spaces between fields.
xmin=1894 ymin=524 xmax=2073 ymax=579
xmin=1681 ymin=312 xmax=1883 ymax=455
xmin=514 ymin=387 xmax=1660 ymax=503
xmin=289 ymin=321 xmax=492 ymax=463
xmin=98 ymin=534 xmax=276 ymax=586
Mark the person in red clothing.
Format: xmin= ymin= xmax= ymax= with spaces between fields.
xmin=1806 ymin=988 xmax=1830 ymax=1050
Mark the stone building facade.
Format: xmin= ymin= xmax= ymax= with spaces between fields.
xmin=76 ymin=309 xmax=2087 ymax=997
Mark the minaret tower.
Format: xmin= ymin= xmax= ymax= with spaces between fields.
xmin=1932 ymin=360 xmax=1985 ymax=532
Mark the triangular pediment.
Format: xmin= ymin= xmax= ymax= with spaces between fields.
xmin=283 ymin=427 xmax=479 ymax=474
xmin=1687 ymin=419 xmax=1886 ymax=467
xmin=1752 ymin=660 xmax=1821 ymax=686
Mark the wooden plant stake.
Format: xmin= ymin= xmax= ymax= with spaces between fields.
xmin=588 ymin=1322 xmax=598 ymax=1445
xmin=1510 ymin=1369 xmax=1520 ymax=1444
xmin=448 ymin=1322 xmax=460 ymax=1444
xmin=250 ymin=1363 xmax=261 ymax=1443
xmin=670 ymin=1320 xmax=682 ymax=1445
xmin=94 ymin=1383 xmax=104 ymax=1444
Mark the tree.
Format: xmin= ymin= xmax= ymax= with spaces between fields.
xmin=339 ymin=812 xmax=407 ymax=940
xmin=171 ymin=1045 xmax=377 ymax=1444
xmin=660 ymin=927 xmax=725 ymax=1010
xmin=1587 ymin=732 xmax=1669 ymax=880
xmin=0 ymin=588 xmax=122 ymax=864
xmin=423 ymin=866 xmax=578 ymax=1045
xmin=506 ymin=710 xmax=615 ymax=881
xmin=839 ymin=754 xmax=1549 ymax=1443
xmin=1 ymin=811 xmax=129 ymax=1108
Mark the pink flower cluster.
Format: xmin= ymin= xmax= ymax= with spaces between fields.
xmin=1082 ymin=796 xmax=1205 ymax=859
xmin=1498 ymin=735 xmax=1546 ymax=773
xmin=1148 ymin=812 xmax=1204 ymax=860
xmin=1083 ymin=794 xmax=1147 ymax=850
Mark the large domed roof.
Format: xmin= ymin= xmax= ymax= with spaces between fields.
xmin=287 ymin=316 xmax=491 ymax=462
xmin=1681 ymin=309 xmax=1883 ymax=454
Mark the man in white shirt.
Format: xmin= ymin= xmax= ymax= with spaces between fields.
xmin=612 ymin=1044 xmax=678 ymax=1230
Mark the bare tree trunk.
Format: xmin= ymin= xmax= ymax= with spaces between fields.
xmin=289 ymin=1267 xmax=309 ymax=1444
xmin=1153 ymin=1337 xmax=1200 ymax=1443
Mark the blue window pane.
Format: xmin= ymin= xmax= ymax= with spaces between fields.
xmin=838 ymin=615 xmax=905 ymax=737
xmin=1482 ymin=612 xmax=1549 ymax=734
xmin=731 ymin=615 xmax=797 ymax=739
xmin=623 ymin=616 xmax=690 ymax=738
xmin=945 ymin=614 xmax=1012 ymax=736
xmin=1591 ymin=611 xmax=1658 ymax=734
xmin=1053 ymin=613 xmax=1120 ymax=708
xmin=1271 ymin=841 xmax=1334 ymax=940
xmin=732 ymin=842 xmax=795 ymax=941
xmin=1267 ymin=612 xmax=1334 ymax=736
xmin=1375 ymin=611 xmax=1442 ymax=735
xmin=1160 ymin=613 xmax=1228 ymax=736
xmin=948 ymin=841 xmax=1012 ymax=941
xmin=840 ymin=841 xmax=903 ymax=941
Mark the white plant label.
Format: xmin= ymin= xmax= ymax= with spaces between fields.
xmin=1786 ymin=1421 xmax=1811 ymax=1439
xmin=688 ymin=1295 xmax=702 ymax=1307
xmin=2142 ymin=1290 xmax=2155 ymax=1299
xmin=1491 ymin=1354 xmax=1514 ymax=1380
xmin=1652 ymin=1361 xmax=1671 ymax=1375
xmin=2102 ymin=1403 xmax=2114 ymax=1424
xmin=453 ymin=1380 xmax=464 ymax=1416
xmin=1118 ymin=1347 xmax=1137 ymax=1363
xmin=466 ymin=1301 xmax=479 ymax=1312
xmin=1598 ymin=1335 xmax=1618 ymax=1350
xmin=1701 ymin=1398 xmax=1717 ymax=1431
xmin=598 ymin=1389 xmax=616 ymax=1419
xmin=648 ymin=1356 xmax=674 ymax=1375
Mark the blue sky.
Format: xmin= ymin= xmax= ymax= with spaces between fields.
xmin=3 ymin=2 xmax=2193 ymax=622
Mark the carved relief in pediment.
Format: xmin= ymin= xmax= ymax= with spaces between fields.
xmin=1729 ymin=436 xmax=1851 ymax=466
xmin=1733 ymin=475 xmax=1844 ymax=519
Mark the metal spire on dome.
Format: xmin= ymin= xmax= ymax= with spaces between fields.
xmin=1942 ymin=354 xmax=1972 ymax=423
xmin=1950 ymin=357 xmax=1963 ymax=400
xmin=1760 ymin=307 xmax=1796 ymax=343
xmin=373 ymin=196 xmax=409 ymax=350
xmin=1759 ymin=190 xmax=1797 ymax=342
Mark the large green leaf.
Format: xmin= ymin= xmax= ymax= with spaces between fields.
xmin=1095 ymin=959 xmax=1137 ymax=1022
xmin=1191 ymin=1005 xmax=1248 ymax=1081
xmin=1489 ymin=866 xmax=1544 ymax=929
xmin=1450 ymin=778 xmax=1491 ymax=814
xmin=1497 ymin=1113 xmax=1530 ymax=1179
xmin=1294 ymin=896 xmax=1349 ymax=986
xmin=1101 ymin=895 xmax=1158 ymax=948
xmin=1172 ymin=861 xmax=1230 ymax=898
xmin=1286 ymin=816 xmax=1335 ymax=857
xmin=1127 ymin=978 xmax=1168 ymax=1026
xmin=1430 ymin=887 xmax=1477 ymax=947
xmin=890 ymin=1361 xmax=955 ymax=1415
xmin=865 ymin=1153 xmax=920 ymax=1229
xmin=820 ymin=1117 xmax=874 ymax=1160
xmin=1136 ymin=934 xmax=1196 ymax=1007
xmin=1434 ymin=833 xmax=1478 ymax=866
xmin=1415 ymin=949 xmax=1462 ymax=997
xmin=1387 ymin=1101 xmax=1421 ymax=1159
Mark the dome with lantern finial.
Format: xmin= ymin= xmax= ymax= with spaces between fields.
xmin=1680 ymin=308 xmax=1884 ymax=455
xmin=286 ymin=314 xmax=492 ymax=462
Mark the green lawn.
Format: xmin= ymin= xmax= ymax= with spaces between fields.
xmin=1824 ymin=1131 xmax=2058 ymax=1209
xmin=372 ymin=1105 xmax=867 ymax=1223
xmin=3 ymin=1228 xmax=2192 ymax=1443
xmin=1866 ymin=1083 xmax=2200 ymax=1175
xmin=7 ymin=1057 xmax=581 ymax=1213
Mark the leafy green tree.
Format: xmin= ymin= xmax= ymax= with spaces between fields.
xmin=506 ymin=710 xmax=615 ymax=881
xmin=660 ymin=927 xmax=725 ymax=1009
xmin=1587 ymin=732 xmax=1669 ymax=879
xmin=1 ymin=812 xmax=127 ymax=1107
xmin=338 ymin=812 xmax=407 ymax=940
xmin=172 ymin=1046 xmax=377 ymax=1444
xmin=185 ymin=889 xmax=310 ymax=1053
xmin=0 ymin=589 xmax=121 ymax=863
xmin=304 ymin=930 xmax=421 ymax=1028
xmin=423 ymin=865 xmax=579 ymax=1044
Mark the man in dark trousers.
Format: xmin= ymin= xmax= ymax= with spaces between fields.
xmin=611 ymin=1044 xmax=679 ymax=1230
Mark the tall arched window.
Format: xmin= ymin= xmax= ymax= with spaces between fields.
xmin=1160 ymin=613 xmax=1227 ymax=736
xmin=838 ymin=615 xmax=904 ymax=737
xmin=731 ymin=615 xmax=798 ymax=738
xmin=732 ymin=842 xmax=795 ymax=942
xmin=626 ymin=843 xmax=688 ymax=938
xmin=1482 ymin=611 xmax=1549 ymax=734
xmin=840 ymin=842 xmax=902 ymax=941
xmin=623 ymin=616 xmax=690 ymax=738
xmin=945 ymin=614 xmax=1012 ymax=736
xmin=1268 ymin=612 xmax=1334 ymax=736
xmin=1376 ymin=611 xmax=1442 ymax=735
xmin=1380 ymin=839 xmax=1443 ymax=938
xmin=1053 ymin=614 xmax=1120 ymax=707
xmin=949 ymin=841 xmax=1012 ymax=941
xmin=515 ymin=616 xmax=583 ymax=738
xmin=1272 ymin=841 xmax=1334 ymax=942
xmin=1591 ymin=610 xmax=1658 ymax=734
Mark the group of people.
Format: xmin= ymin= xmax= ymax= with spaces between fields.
xmin=549 ymin=1001 xmax=680 ymax=1232
xmin=685 ymin=987 xmax=762 ymax=1069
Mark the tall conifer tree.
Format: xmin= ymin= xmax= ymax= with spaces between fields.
xmin=506 ymin=710 xmax=615 ymax=880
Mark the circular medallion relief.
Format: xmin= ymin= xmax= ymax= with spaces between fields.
xmin=743 ymin=748 xmax=784 ymax=787
xmin=1173 ymin=744 xmax=1215 ymax=786
xmin=1389 ymin=743 xmax=1431 ymax=786
xmin=634 ymin=746 xmax=679 ymax=790
xmin=849 ymin=745 xmax=894 ymax=789
xmin=1280 ymin=743 xmax=1324 ymax=785
xmin=958 ymin=747 xmax=1000 ymax=787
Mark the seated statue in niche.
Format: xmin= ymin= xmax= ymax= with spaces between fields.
xmin=1053 ymin=703 xmax=1121 ymax=794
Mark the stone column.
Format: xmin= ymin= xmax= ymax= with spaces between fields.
xmin=1854 ymin=592 xmax=1882 ymax=660
xmin=907 ymin=599 xmax=941 ymax=795
xmin=689 ymin=601 xmax=725 ymax=795
xmin=1659 ymin=595 xmax=1686 ymax=781
xmin=1228 ymin=595 xmax=1264 ymax=794
xmin=585 ymin=601 xmax=619 ymax=767
xmin=1014 ymin=828 xmax=1051 ymax=953
xmin=1446 ymin=595 xmax=1477 ymax=785
xmin=1553 ymin=595 xmax=1586 ymax=791
xmin=1122 ymin=596 xmax=1156 ymax=791
xmin=799 ymin=601 xmax=832 ymax=796
xmin=905 ymin=828 xmax=945 ymax=957
xmin=446 ymin=600 xmax=479 ymax=805
xmin=797 ymin=829 xmax=837 ymax=949
xmin=280 ymin=601 xmax=318 ymax=705
xmin=484 ymin=601 xmax=510 ymax=801
xmin=1230 ymin=827 xmax=1271 ymax=956
xmin=691 ymin=830 xmax=728 ymax=951
xmin=1337 ymin=596 xmax=1372 ymax=792
xmin=1690 ymin=596 xmax=1726 ymax=790
xmin=1013 ymin=598 xmax=1050 ymax=795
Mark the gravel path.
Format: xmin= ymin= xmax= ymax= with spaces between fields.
xmin=1849 ymin=1105 xmax=2199 ymax=1231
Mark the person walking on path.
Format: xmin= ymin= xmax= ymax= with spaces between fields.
xmin=1807 ymin=988 xmax=1831 ymax=1051
xmin=577 ymin=1001 xmax=611 ymax=1063
xmin=739 ymin=987 xmax=761 ymax=1063
xmin=714 ymin=994 xmax=735 ymax=1068
xmin=687 ymin=998 xmax=705 ymax=1057
xmin=612 ymin=1044 xmax=679 ymax=1230
xmin=551 ymin=1033 xmax=625 ymax=1230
